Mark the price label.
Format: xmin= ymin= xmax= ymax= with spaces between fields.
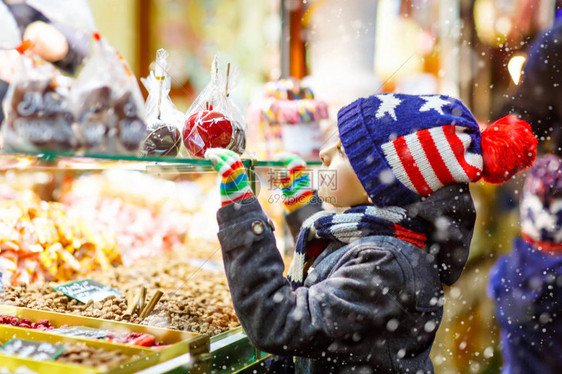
xmin=52 ymin=326 xmax=107 ymax=339
xmin=54 ymin=279 xmax=121 ymax=303
xmin=0 ymin=339 xmax=64 ymax=361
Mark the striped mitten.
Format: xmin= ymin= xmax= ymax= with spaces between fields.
xmin=275 ymin=152 xmax=313 ymax=212
xmin=205 ymin=148 xmax=254 ymax=206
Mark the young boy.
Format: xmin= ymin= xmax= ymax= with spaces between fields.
xmin=489 ymin=154 xmax=562 ymax=374
xmin=206 ymin=94 xmax=537 ymax=373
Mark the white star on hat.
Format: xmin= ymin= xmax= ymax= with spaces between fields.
xmin=419 ymin=95 xmax=450 ymax=115
xmin=375 ymin=94 xmax=402 ymax=121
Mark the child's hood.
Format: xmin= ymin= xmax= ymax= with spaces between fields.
xmin=405 ymin=183 xmax=476 ymax=286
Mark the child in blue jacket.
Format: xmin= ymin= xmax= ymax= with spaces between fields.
xmin=489 ymin=154 xmax=562 ymax=374
xmin=206 ymin=94 xmax=537 ymax=373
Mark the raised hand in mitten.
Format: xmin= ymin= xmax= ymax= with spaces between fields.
xmin=205 ymin=148 xmax=254 ymax=206
xmin=275 ymin=152 xmax=313 ymax=212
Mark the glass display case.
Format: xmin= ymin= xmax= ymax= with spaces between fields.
xmin=0 ymin=153 xmax=320 ymax=373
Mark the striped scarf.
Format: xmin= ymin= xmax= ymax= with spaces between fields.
xmin=286 ymin=205 xmax=428 ymax=289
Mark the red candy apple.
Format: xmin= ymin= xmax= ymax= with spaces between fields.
xmin=183 ymin=110 xmax=233 ymax=158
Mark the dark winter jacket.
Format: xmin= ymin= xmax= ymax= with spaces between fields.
xmin=499 ymin=22 xmax=562 ymax=155
xmin=489 ymin=238 xmax=562 ymax=374
xmin=217 ymin=184 xmax=475 ymax=373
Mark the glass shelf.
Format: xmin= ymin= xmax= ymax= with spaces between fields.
xmin=0 ymin=151 xmax=322 ymax=172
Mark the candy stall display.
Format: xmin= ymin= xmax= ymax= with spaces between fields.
xmin=0 ymin=168 xmax=258 ymax=373
xmin=246 ymin=78 xmax=329 ymax=160
xmin=0 ymin=245 xmax=255 ymax=373
xmin=0 ymin=4 xmax=266 ymax=370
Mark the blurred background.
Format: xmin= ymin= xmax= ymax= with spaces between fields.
xmin=91 ymin=0 xmax=556 ymax=118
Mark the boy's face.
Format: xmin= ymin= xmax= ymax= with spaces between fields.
xmin=318 ymin=139 xmax=371 ymax=207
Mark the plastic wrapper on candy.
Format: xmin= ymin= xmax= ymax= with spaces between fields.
xmin=183 ymin=55 xmax=246 ymax=158
xmin=0 ymin=4 xmax=79 ymax=152
xmin=72 ymin=37 xmax=147 ymax=154
xmin=141 ymin=49 xmax=183 ymax=157
xmin=31 ymin=0 xmax=148 ymax=154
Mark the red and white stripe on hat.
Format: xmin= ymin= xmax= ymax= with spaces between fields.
xmin=381 ymin=125 xmax=483 ymax=196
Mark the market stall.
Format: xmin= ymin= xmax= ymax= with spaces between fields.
xmin=0 ymin=1 xmax=288 ymax=372
xmin=0 ymin=1 xmax=559 ymax=373
xmin=0 ymin=153 xmax=294 ymax=374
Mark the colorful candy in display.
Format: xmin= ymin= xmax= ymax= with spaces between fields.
xmin=0 ymin=191 xmax=120 ymax=286
xmin=0 ymin=316 xmax=159 ymax=347
xmin=0 ymin=316 xmax=54 ymax=331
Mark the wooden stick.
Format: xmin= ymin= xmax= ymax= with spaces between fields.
xmin=225 ymin=62 xmax=231 ymax=97
xmin=128 ymin=288 xmax=145 ymax=316
xmin=124 ymin=289 xmax=137 ymax=316
xmin=140 ymin=290 xmax=164 ymax=319
xmin=137 ymin=286 xmax=146 ymax=314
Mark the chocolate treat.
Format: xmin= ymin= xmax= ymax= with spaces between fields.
xmin=231 ymin=120 xmax=246 ymax=155
xmin=4 ymin=79 xmax=78 ymax=151
xmin=143 ymin=121 xmax=181 ymax=157
xmin=114 ymin=91 xmax=147 ymax=153
xmin=77 ymin=86 xmax=114 ymax=152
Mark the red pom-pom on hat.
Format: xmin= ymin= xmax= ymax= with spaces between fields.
xmin=481 ymin=115 xmax=537 ymax=184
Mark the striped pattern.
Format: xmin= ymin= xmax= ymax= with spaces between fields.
xmin=286 ymin=205 xmax=427 ymax=289
xmin=219 ymin=159 xmax=253 ymax=206
xmin=522 ymin=234 xmax=562 ymax=253
xmin=205 ymin=148 xmax=254 ymax=207
xmin=381 ymin=125 xmax=483 ymax=196
xmin=277 ymin=154 xmax=313 ymax=212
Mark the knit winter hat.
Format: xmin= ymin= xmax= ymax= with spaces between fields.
xmin=337 ymin=94 xmax=537 ymax=207
xmin=520 ymin=154 xmax=562 ymax=246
